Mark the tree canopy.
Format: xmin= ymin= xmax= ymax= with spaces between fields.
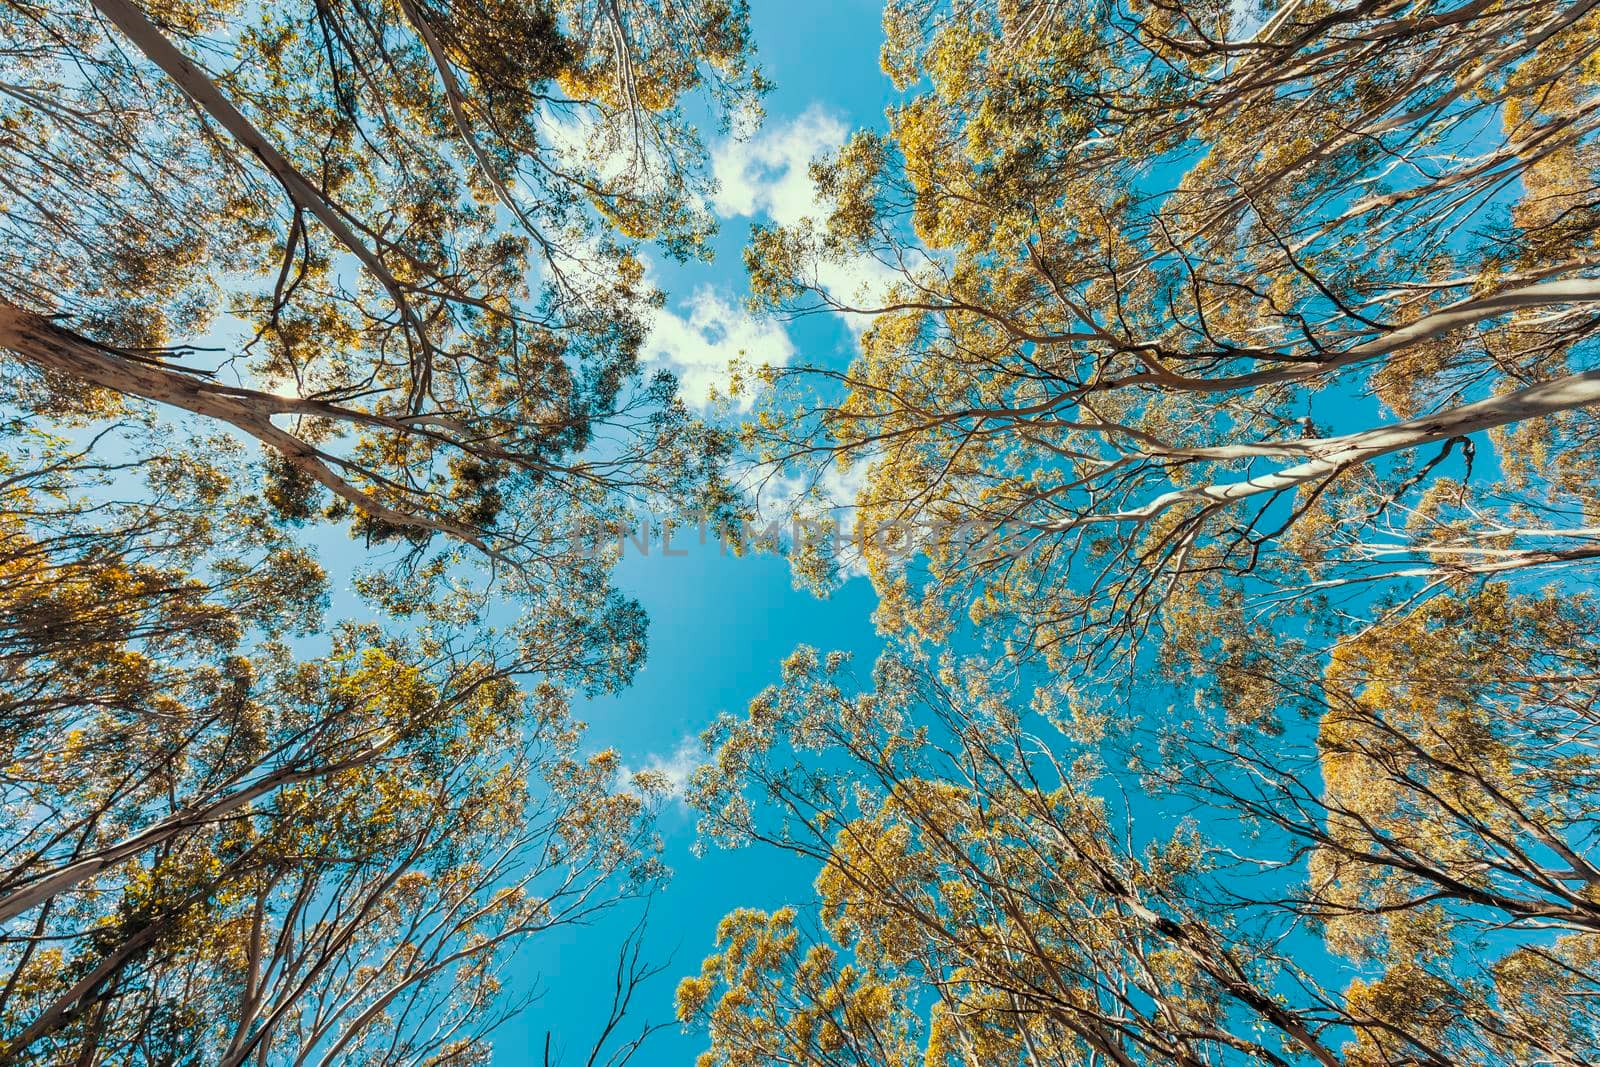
xmin=2 ymin=0 xmax=761 ymax=576
xmin=1 ymin=0 xmax=758 ymax=1059
xmin=682 ymin=616 xmax=1600 ymax=1064
xmin=678 ymin=0 xmax=1600 ymax=1064
xmin=748 ymin=0 xmax=1600 ymax=676
xmin=6 ymin=0 xmax=1600 ymax=1063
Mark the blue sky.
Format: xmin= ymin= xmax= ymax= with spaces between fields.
xmin=490 ymin=4 xmax=903 ymax=1062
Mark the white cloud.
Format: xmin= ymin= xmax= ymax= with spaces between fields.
xmin=643 ymin=287 xmax=795 ymax=412
xmin=711 ymin=108 xmax=900 ymax=331
xmin=617 ymin=735 xmax=705 ymax=802
xmin=813 ymin=255 xmax=903 ymax=325
xmin=537 ymin=105 xmax=634 ymax=185
xmin=712 ymin=106 xmax=848 ymax=227
xmin=755 ymin=456 xmax=870 ymax=527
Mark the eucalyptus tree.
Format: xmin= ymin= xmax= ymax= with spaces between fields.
xmin=1163 ymin=582 xmax=1600 ymax=1066
xmin=746 ymin=0 xmax=1600 ymax=673
xmin=0 ymin=427 xmax=669 ymax=1064
xmin=1 ymin=627 xmax=672 ymax=1065
xmin=679 ymin=638 xmax=1600 ymax=1065
xmin=0 ymin=0 xmax=763 ymax=1056
xmin=0 ymin=0 xmax=763 ymax=575
xmin=682 ymin=1 xmax=1600 ymax=1061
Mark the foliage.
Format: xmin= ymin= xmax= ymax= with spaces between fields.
xmin=0 ymin=428 xmax=671 ymax=1062
xmin=0 ymin=0 xmax=761 ymax=1059
xmin=682 ymin=631 xmax=1600 ymax=1064
xmin=684 ymin=1 xmax=1600 ymax=1064
xmin=0 ymin=0 xmax=765 ymax=578
xmin=747 ymin=0 xmax=1600 ymax=678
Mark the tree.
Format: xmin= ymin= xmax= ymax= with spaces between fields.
xmin=2 ymin=637 xmax=671 ymax=1065
xmin=1 ymin=0 xmax=763 ymax=576
xmin=0 ymin=428 xmax=671 ymax=1064
xmin=677 ymin=1 xmax=1600 ymax=1062
xmin=680 ymin=648 xmax=1351 ymax=1065
xmin=680 ymin=637 xmax=1600 ymax=1065
xmin=1160 ymin=582 xmax=1600 ymax=1065
xmin=1 ymin=1 xmax=763 ymax=1058
xmin=743 ymin=0 xmax=1600 ymax=674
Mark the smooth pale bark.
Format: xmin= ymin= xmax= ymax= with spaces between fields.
xmin=1131 ymin=278 xmax=1600 ymax=393
xmin=1321 ymin=542 xmax=1600 ymax=582
xmin=84 ymin=0 xmax=432 ymax=371
xmin=0 ymin=747 xmax=387 ymax=926
xmin=0 ymin=299 xmax=486 ymax=548
xmin=1050 ymin=367 xmax=1600 ymax=530
xmin=214 ymin=833 xmax=435 ymax=1067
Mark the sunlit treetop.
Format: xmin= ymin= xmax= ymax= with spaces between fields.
xmin=680 ymin=618 xmax=1600 ymax=1065
xmin=0 ymin=0 xmax=767 ymax=592
xmin=746 ymin=0 xmax=1600 ymax=684
xmin=0 ymin=422 xmax=671 ymax=1063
